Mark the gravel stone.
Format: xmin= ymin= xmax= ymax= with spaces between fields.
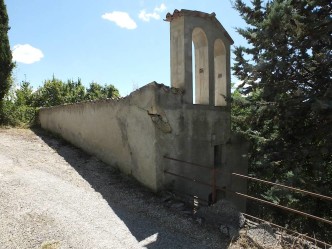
xmin=0 ymin=128 xmax=229 ymax=249
xmin=196 ymin=200 xmax=245 ymax=228
xmin=247 ymin=223 xmax=282 ymax=249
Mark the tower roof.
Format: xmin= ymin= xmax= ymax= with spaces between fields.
xmin=165 ymin=9 xmax=234 ymax=44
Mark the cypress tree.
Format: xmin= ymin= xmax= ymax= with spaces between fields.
xmin=0 ymin=0 xmax=14 ymax=101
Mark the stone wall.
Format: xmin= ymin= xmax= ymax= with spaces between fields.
xmin=39 ymin=82 xmax=248 ymax=211
xmin=40 ymin=83 xmax=161 ymax=190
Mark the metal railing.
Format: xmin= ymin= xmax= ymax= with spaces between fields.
xmin=243 ymin=213 xmax=332 ymax=248
xmin=163 ymin=155 xmax=332 ymax=247
xmin=164 ymin=155 xmax=219 ymax=203
xmin=232 ymin=173 xmax=332 ymax=201
xmin=229 ymin=173 xmax=332 ymax=225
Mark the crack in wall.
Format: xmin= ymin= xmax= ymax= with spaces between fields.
xmin=148 ymin=113 xmax=172 ymax=133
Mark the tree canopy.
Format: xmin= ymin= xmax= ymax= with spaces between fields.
xmin=232 ymin=0 xmax=332 ymax=242
xmin=0 ymin=77 xmax=121 ymax=126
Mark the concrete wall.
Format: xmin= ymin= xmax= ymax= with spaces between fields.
xmin=40 ymin=83 xmax=161 ymax=190
xmin=150 ymin=85 xmax=232 ymax=198
xmin=164 ymin=10 xmax=248 ymax=210
xmin=40 ymin=82 xmax=248 ymax=211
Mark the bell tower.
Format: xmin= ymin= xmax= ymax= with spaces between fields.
xmin=165 ymin=9 xmax=233 ymax=106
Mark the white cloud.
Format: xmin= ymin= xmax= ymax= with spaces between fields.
xmin=138 ymin=10 xmax=160 ymax=22
xmin=139 ymin=3 xmax=167 ymax=22
xmin=102 ymin=11 xmax=137 ymax=30
xmin=154 ymin=3 xmax=166 ymax=13
xmin=12 ymin=44 xmax=44 ymax=64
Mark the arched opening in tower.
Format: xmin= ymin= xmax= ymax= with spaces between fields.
xmin=192 ymin=27 xmax=209 ymax=105
xmin=214 ymin=39 xmax=227 ymax=106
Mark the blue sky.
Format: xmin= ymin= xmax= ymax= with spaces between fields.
xmin=6 ymin=0 xmax=248 ymax=96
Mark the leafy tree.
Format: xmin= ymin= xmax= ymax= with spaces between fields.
xmin=0 ymin=80 xmax=35 ymax=126
xmin=62 ymin=78 xmax=86 ymax=103
xmin=0 ymin=77 xmax=16 ymax=125
xmin=12 ymin=82 xmax=36 ymax=124
xmin=16 ymin=81 xmax=34 ymax=106
xmin=33 ymin=77 xmax=120 ymax=106
xmin=232 ymin=0 xmax=332 ymax=242
xmin=85 ymin=82 xmax=120 ymax=100
xmin=0 ymin=74 xmax=121 ymax=126
xmin=231 ymin=85 xmax=251 ymax=133
xmin=85 ymin=82 xmax=105 ymax=100
xmin=33 ymin=77 xmax=66 ymax=107
xmin=103 ymin=84 xmax=120 ymax=99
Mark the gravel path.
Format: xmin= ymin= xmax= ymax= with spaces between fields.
xmin=0 ymin=128 xmax=228 ymax=249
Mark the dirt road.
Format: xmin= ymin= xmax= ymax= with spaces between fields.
xmin=0 ymin=128 xmax=227 ymax=249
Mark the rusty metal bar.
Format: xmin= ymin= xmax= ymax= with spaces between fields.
xmin=242 ymin=213 xmax=332 ymax=248
xmin=217 ymin=187 xmax=332 ymax=226
xmin=163 ymin=155 xmax=212 ymax=170
xmin=232 ymin=173 xmax=332 ymax=202
xmin=165 ymin=170 xmax=332 ymax=225
xmin=164 ymin=170 xmax=213 ymax=188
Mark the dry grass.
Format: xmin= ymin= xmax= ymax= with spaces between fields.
xmin=40 ymin=241 xmax=61 ymax=249
xmin=230 ymin=229 xmax=326 ymax=249
xmin=228 ymin=229 xmax=260 ymax=249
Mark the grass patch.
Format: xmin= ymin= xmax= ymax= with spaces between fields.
xmin=40 ymin=241 xmax=60 ymax=249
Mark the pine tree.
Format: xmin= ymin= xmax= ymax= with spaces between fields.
xmin=233 ymin=0 xmax=332 ymax=242
xmin=0 ymin=0 xmax=14 ymax=101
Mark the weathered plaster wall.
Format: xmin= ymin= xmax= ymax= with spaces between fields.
xmin=39 ymin=83 xmax=161 ymax=190
xmin=163 ymin=10 xmax=248 ymax=209
xmin=39 ymin=82 xmax=248 ymax=211
xmin=168 ymin=10 xmax=233 ymax=106
xmin=154 ymin=87 xmax=248 ymax=209
xmin=145 ymin=84 xmax=231 ymax=191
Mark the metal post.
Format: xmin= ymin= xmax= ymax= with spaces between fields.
xmin=212 ymin=167 xmax=216 ymax=204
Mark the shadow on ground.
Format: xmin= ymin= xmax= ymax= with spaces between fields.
xmin=31 ymin=128 xmax=222 ymax=249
